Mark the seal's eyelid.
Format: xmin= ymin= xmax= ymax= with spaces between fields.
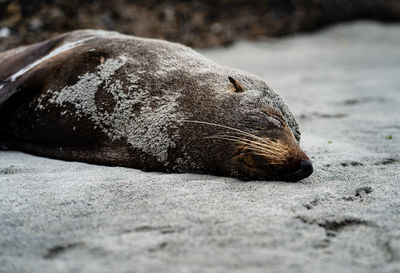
xmin=228 ymin=76 xmax=244 ymax=93
xmin=260 ymin=107 xmax=283 ymax=127
xmin=267 ymin=116 xmax=282 ymax=128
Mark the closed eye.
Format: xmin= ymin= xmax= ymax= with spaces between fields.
xmin=260 ymin=107 xmax=283 ymax=128
xmin=266 ymin=115 xmax=282 ymax=128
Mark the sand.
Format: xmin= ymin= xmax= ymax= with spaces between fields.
xmin=1 ymin=21 xmax=399 ymax=273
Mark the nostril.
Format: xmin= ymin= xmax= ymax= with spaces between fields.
xmin=300 ymin=159 xmax=313 ymax=175
xmin=300 ymin=159 xmax=312 ymax=170
xmin=284 ymin=159 xmax=313 ymax=182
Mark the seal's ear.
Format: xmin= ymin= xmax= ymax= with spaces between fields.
xmin=228 ymin=76 xmax=244 ymax=93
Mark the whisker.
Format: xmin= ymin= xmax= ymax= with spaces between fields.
xmin=205 ymin=135 xmax=267 ymax=150
xmin=253 ymin=152 xmax=283 ymax=161
xmin=254 ymin=148 xmax=289 ymax=158
xmin=181 ymin=120 xmax=290 ymax=162
xmin=206 ymin=135 xmax=284 ymax=159
xmin=181 ymin=120 xmax=269 ymax=145
xmin=205 ymin=135 xmax=262 ymax=151
xmin=215 ymin=131 xmax=276 ymax=145
xmin=206 ymin=134 xmax=284 ymax=154
xmin=202 ymin=135 xmax=285 ymax=165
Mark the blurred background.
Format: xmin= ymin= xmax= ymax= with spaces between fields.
xmin=1 ymin=2 xmax=400 ymax=272
xmin=1 ymin=0 xmax=400 ymax=51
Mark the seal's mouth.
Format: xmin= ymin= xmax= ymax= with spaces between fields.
xmin=238 ymin=158 xmax=313 ymax=182
xmin=231 ymin=138 xmax=313 ymax=182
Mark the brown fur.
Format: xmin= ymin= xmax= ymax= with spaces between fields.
xmin=0 ymin=30 xmax=312 ymax=181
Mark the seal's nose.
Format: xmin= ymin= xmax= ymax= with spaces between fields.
xmin=286 ymin=159 xmax=313 ymax=182
xmin=300 ymin=159 xmax=313 ymax=176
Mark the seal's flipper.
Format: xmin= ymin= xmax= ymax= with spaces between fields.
xmin=0 ymin=31 xmax=96 ymax=109
xmin=0 ymin=35 xmax=69 ymax=105
xmin=0 ymin=30 xmax=110 ymax=150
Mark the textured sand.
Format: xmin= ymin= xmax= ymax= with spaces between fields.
xmin=1 ymin=22 xmax=399 ymax=273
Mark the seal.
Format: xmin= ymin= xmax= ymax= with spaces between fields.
xmin=0 ymin=30 xmax=313 ymax=181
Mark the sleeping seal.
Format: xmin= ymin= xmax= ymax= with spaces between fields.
xmin=0 ymin=30 xmax=313 ymax=181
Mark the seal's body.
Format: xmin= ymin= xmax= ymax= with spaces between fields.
xmin=0 ymin=30 xmax=312 ymax=181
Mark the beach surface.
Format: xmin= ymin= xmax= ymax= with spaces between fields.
xmin=1 ymin=22 xmax=399 ymax=273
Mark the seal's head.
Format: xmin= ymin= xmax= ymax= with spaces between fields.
xmin=180 ymin=75 xmax=312 ymax=182
xmin=230 ymin=114 xmax=313 ymax=182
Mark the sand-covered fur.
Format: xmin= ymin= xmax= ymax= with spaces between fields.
xmin=0 ymin=30 xmax=309 ymax=180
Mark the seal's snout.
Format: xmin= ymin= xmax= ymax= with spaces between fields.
xmin=299 ymin=159 xmax=313 ymax=178
xmin=300 ymin=159 xmax=313 ymax=174
xmin=287 ymin=159 xmax=313 ymax=182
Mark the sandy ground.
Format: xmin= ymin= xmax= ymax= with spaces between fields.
xmin=1 ymin=22 xmax=399 ymax=273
